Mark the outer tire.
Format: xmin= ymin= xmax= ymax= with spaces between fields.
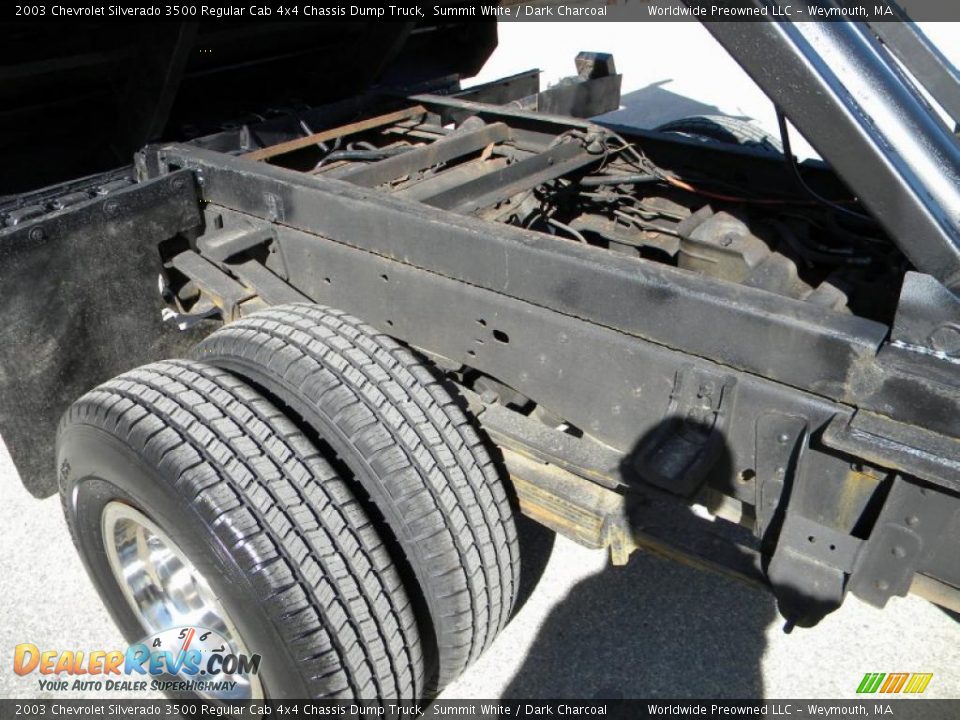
xmin=655 ymin=115 xmax=783 ymax=154
xmin=193 ymin=304 xmax=520 ymax=690
xmin=57 ymin=359 xmax=424 ymax=700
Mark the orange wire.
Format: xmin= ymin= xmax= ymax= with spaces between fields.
xmin=663 ymin=175 xmax=801 ymax=204
xmin=661 ymin=174 xmax=865 ymax=208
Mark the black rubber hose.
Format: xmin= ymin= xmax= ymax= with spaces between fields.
xmin=318 ymin=147 xmax=411 ymax=165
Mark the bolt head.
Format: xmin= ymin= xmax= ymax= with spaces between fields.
xmin=929 ymin=324 xmax=960 ymax=355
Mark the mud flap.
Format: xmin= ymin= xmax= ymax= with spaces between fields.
xmin=0 ymin=170 xmax=208 ymax=497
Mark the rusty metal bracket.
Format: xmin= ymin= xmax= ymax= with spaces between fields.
xmin=169 ymin=250 xmax=255 ymax=321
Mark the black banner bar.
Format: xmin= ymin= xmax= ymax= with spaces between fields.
xmin=8 ymin=0 xmax=960 ymax=23
xmin=2 ymin=700 xmax=960 ymax=720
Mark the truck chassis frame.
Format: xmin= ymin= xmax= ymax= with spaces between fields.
xmin=2 ymin=11 xmax=959 ymax=630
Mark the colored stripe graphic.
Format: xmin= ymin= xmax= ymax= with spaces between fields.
xmin=858 ymin=672 xmax=932 ymax=694
xmin=887 ymin=673 xmax=909 ymax=693
xmin=857 ymin=673 xmax=886 ymax=693
xmin=908 ymin=673 xmax=933 ymax=694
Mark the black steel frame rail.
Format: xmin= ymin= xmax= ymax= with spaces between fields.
xmin=152 ymin=143 xmax=888 ymax=401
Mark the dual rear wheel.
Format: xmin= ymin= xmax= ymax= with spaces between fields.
xmin=57 ymin=304 xmax=519 ymax=700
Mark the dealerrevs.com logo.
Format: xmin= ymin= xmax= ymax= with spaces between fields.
xmin=13 ymin=626 xmax=262 ymax=700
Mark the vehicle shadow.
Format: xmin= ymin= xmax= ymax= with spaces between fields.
xmin=501 ymin=417 xmax=778 ymax=699
xmin=594 ymin=81 xmax=745 ymax=128
xmin=502 ymin=546 xmax=775 ymax=698
xmin=513 ymin=513 xmax=558 ymax=615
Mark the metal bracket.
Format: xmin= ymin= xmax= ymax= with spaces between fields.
xmin=755 ymin=414 xmax=807 ymax=540
xmin=766 ymin=515 xmax=864 ymax=628
xmin=196 ymin=225 xmax=274 ymax=263
xmin=890 ymin=271 xmax=960 ymax=357
xmin=774 ymin=514 xmax=863 ymax=574
xmin=629 ymin=365 xmax=735 ymax=497
xmin=754 ymin=414 xmax=866 ymax=627
xmin=848 ymin=475 xmax=959 ymax=607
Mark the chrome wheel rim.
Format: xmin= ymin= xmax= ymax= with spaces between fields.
xmin=101 ymin=501 xmax=264 ymax=700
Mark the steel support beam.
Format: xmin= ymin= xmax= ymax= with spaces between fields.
xmin=697 ymin=7 xmax=960 ymax=290
xmin=339 ymin=122 xmax=512 ymax=188
xmin=152 ymin=144 xmax=886 ymax=399
xmin=870 ymin=16 xmax=960 ymax=127
xmin=244 ymin=105 xmax=427 ymax=162
xmin=420 ymin=140 xmax=598 ymax=214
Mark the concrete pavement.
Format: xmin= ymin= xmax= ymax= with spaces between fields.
xmin=2 ymin=437 xmax=957 ymax=700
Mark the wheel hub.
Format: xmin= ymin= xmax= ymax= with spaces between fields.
xmin=101 ymin=501 xmax=264 ymax=700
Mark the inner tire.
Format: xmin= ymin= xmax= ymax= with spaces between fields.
xmin=655 ymin=114 xmax=783 ymax=154
xmin=193 ymin=304 xmax=520 ymax=690
xmin=57 ymin=359 xmax=424 ymax=700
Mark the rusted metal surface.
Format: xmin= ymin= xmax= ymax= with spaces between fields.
xmin=244 ymin=105 xmax=428 ymax=162
xmin=339 ymin=122 xmax=513 ymax=188
xmin=170 ymin=250 xmax=255 ymax=320
xmin=505 ymin=444 xmax=768 ymax=588
xmin=394 ymin=156 xmax=510 ymax=202
xmin=478 ymin=398 xmax=624 ymax=490
xmin=420 ymin=140 xmax=598 ymax=214
xmin=835 ymin=464 xmax=886 ymax=534
xmin=630 ymin=529 xmax=768 ymax=591
xmin=504 ymin=447 xmax=638 ymax=566
xmin=824 ymin=411 xmax=960 ymax=492
xmin=910 ymin=574 xmax=960 ymax=614
xmin=227 ymin=258 xmax=311 ymax=306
